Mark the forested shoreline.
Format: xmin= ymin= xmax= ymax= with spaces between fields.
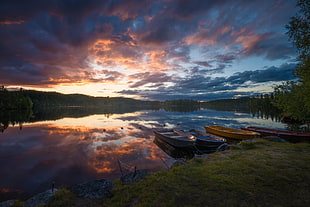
xmin=0 ymin=85 xmax=308 ymax=133
xmin=0 ymin=87 xmax=278 ymax=114
xmin=0 ymin=88 xmax=207 ymax=112
xmin=0 ymin=87 xmax=33 ymax=110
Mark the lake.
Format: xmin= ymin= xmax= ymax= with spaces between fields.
xmin=0 ymin=108 xmax=288 ymax=201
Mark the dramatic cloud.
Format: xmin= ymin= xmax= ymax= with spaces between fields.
xmin=0 ymin=0 xmax=298 ymax=100
xmin=117 ymin=63 xmax=297 ymax=100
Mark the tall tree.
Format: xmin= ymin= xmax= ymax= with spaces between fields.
xmin=286 ymin=0 xmax=310 ymax=81
xmin=273 ymin=0 xmax=310 ymax=122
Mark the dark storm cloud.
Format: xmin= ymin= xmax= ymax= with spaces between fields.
xmin=0 ymin=0 xmax=152 ymax=82
xmin=183 ymin=63 xmax=297 ymax=92
xmin=168 ymin=0 xmax=234 ymax=20
xmin=226 ymin=63 xmax=296 ymax=85
xmin=0 ymin=0 xmax=136 ymax=86
xmin=117 ymin=86 xmax=254 ymax=101
xmin=0 ymin=0 xmax=154 ymax=22
xmin=118 ymin=63 xmax=297 ymax=101
xmin=0 ymin=0 xmax=298 ymax=100
xmin=137 ymin=21 xmax=181 ymax=45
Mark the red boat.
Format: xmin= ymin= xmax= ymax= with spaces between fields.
xmin=242 ymin=126 xmax=310 ymax=143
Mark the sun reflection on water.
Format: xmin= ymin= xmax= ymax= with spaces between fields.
xmin=0 ymin=112 xmax=174 ymax=201
xmin=0 ymin=108 xmax=288 ymax=201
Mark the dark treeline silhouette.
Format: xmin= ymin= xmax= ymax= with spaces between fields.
xmin=1 ymin=88 xmax=297 ymax=133
xmin=21 ymin=90 xmax=160 ymax=109
xmin=249 ymin=94 xmax=282 ymax=122
xmin=201 ymin=97 xmax=251 ymax=113
xmin=0 ymin=86 xmax=33 ymax=110
xmin=201 ymin=96 xmax=283 ymax=122
xmin=162 ymin=99 xmax=201 ymax=112
xmin=0 ymin=87 xmax=33 ymax=132
xmin=0 ymin=89 xmax=203 ymax=132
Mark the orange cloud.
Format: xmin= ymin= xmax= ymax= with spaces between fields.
xmin=87 ymin=36 xmax=177 ymax=90
xmin=235 ymin=33 xmax=269 ymax=54
xmin=184 ymin=23 xmax=232 ymax=46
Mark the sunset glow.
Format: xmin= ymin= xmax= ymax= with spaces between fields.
xmin=0 ymin=0 xmax=298 ymax=100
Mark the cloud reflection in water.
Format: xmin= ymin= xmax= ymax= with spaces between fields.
xmin=0 ymin=109 xmax=286 ymax=200
xmin=0 ymin=112 xmax=174 ymax=200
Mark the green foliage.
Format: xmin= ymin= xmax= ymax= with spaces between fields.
xmin=0 ymin=87 xmax=33 ymax=110
xmin=286 ymin=0 xmax=310 ymax=62
xmin=273 ymin=81 xmax=310 ymax=121
xmin=21 ymin=90 xmax=158 ymax=109
xmin=201 ymin=97 xmax=251 ymax=112
xmin=12 ymin=200 xmax=24 ymax=207
xmin=273 ymin=0 xmax=310 ymax=122
xmin=47 ymin=189 xmax=76 ymax=207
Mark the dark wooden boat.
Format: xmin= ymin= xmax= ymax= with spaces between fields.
xmin=178 ymin=129 xmax=227 ymax=150
xmin=153 ymin=130 xmax=195 ymax=148
xmin=153 ymin=136 xmax=195 ymax=159
xmin=241 ymin=126 xmax=310 ymax=143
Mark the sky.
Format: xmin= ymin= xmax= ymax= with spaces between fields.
xmin=0 ymin=0 xmax=299 ymax=101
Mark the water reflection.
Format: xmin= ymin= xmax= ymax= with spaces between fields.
xmin=0 ymin=113 xmax=177 ymax=201
xmin=0 ymin=109 xmax=291 ymax=201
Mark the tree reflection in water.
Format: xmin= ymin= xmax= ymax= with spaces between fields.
xmin=0 ymin=107 xmax=291 ymax=201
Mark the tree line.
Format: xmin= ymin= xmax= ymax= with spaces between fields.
xmin=1 ymin=87 xmax=204 ymax=112
xmin=0 ymin=86 xmax=33 ymax=110
xmin=272 ymin=0 xmax=310 ymax=123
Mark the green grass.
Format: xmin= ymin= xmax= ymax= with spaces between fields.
xmin=12 ymin=200 xmax=24 ymax=207
xmin=46 ymin=139 xmax=310 ymax=207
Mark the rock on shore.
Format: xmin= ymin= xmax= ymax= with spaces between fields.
xmin=120 ymin=169 xmax=148 ymax=183
xmin=0 ymin=200 xmax=16 ymax=207
xmin=24 ymin=189 xmax=58 ymax=207
xmin=70 ymin=179 xmax=113 ymax=199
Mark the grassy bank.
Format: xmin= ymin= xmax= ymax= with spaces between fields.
xmin=44 ymin=139 xmax=310 ymax=207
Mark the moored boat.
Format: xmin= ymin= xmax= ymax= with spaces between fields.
xmin=204 ymin=125 xmax=260 ymax=140
xmin=153 ymin=129 xmax=195 ymax=148
xmin=241 ymin=126 xmax=310 ymax=142
xmin=153 ymin=136 xmax=195 ymax=159
xmin=181 ymin=129 xmax=227 ymax=150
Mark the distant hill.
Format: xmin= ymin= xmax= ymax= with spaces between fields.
xmin=21 ymin=90 xmax=160 ymax=109
xmin=201 ymin=97 xmax=251 ymax=112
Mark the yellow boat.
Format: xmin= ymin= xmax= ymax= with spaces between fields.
xmin=204 ymin=125 xmax=260 ymax=140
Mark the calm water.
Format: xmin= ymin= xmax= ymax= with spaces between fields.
xmin=0 ymin=109 xmax=287 ymax=201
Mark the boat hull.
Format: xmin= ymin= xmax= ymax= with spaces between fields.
xmin=195 ymin=137 xmax=226 ymax=149
xmin=186 ymin=129 xmax=227 ymax=149
xmin=153 ymin=130 xmax=195 ymax=148
xmin=204 ymin=125 xmax=260 ymax=140
xmin=153 ymin=137 xmax=195 ymax=159
xmin=242 ymin=126 xmax=310 ymax=143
